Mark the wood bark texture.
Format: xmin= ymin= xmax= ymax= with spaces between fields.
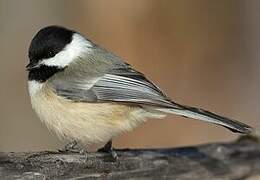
xmin=0 ymin=137 xmax=259 ymax=180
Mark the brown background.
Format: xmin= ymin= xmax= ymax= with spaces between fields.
xmin=0 ymin=0 xmax=259 ymax=152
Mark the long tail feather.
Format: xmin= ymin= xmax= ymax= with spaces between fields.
xmin=158 ymin=104 xmax=252 ymax=134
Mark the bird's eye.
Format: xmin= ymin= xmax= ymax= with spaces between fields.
xmin=48 ymin=51 xmax=54 ymax=56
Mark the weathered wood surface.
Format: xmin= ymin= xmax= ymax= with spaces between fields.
xmin=0 ymin=137 xmax=259 ymax=180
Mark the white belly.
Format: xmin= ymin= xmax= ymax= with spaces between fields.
xmin=28 ymin=81 xmax=165 ymax=145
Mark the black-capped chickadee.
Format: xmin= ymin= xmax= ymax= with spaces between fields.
xmin=27 ymin=26 xmax=252 ymax=157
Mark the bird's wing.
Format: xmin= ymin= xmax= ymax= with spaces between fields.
xmin=48 ymin=48 xmax=253 ymax=135
xmin=49 ymin=63 xmax=177 ymax=108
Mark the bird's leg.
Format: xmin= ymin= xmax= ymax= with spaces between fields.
xmin=98 ymin=140 xmax=118 ymax=161
xmin=98 ymin=140 xmax=112 ymax=152
xmin=59 ymin=140 xmax=82 ymax=153
xmin=58 ymin=141 xmax=88 ymax=161
xmin=65 ymin=140 xmax=78 ymax=150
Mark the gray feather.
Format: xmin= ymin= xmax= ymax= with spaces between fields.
xmin=47 ymin=46 xmax=178 ymax=108
xmin=47 ymin=46 xmax=252 ymax=134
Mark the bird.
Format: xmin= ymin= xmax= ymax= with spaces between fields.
xmin=26 ymin=25 xmax=252 ymax=159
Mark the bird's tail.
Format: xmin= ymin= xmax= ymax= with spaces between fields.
xmin=158 ymin=103 xmax=252 ymax=134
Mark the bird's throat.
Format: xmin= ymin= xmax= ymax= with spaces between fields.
xmin=28 ymin=65 xmax=64 ymax=82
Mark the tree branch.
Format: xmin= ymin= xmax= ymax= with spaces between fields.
xmin=0 ymin=136 xmax=259 ymax=179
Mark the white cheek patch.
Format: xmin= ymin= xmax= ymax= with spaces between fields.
xmin=28 ymin=80 xmax=44 ymax=96
xmin=41 ymin=33 xmax=93 ymax=67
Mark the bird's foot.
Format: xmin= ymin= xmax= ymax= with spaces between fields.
xmin=59 ymin=140 xmax=88 ymax=161
xmin=58 ymin=140 xmax=82 ymax=153
xmin=79 ymin=148 xmax=88 ymax=162
xmin=98 ymin=140 xmax=119 ymax=162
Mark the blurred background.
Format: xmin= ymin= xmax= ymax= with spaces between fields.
xmin=0 ymin=0 xmax=259 ymax=152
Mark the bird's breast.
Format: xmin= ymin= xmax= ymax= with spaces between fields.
xmin=28 ymin=80 xmax=153 ymax=145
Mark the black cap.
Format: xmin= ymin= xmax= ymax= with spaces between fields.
xmin=28 ymin=25 xmax=74 ymax=66
xmin=27 ymin=25 xmax=74 ymax=82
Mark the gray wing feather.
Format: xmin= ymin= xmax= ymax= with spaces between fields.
xmin=51 ymin=67 xmax=176 ymax=108
xmin=48 ymin=47 xmax=177 ymax=108
xmin=48 ymin=46 xmax=253 ymax=135
xmin=91 ymin=74 xmax=175 ymax=107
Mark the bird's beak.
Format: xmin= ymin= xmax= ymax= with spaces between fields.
xmin=26 ymin=62 xmax=39 ymax=71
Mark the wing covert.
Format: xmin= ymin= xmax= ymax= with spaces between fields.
xmin=91 ymin=73 xmax=174 ymax=107
xmin=48 ymin=47 xmax=176 ymax=108
xmin=51 ymin=68 xmax=175 ymax=108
